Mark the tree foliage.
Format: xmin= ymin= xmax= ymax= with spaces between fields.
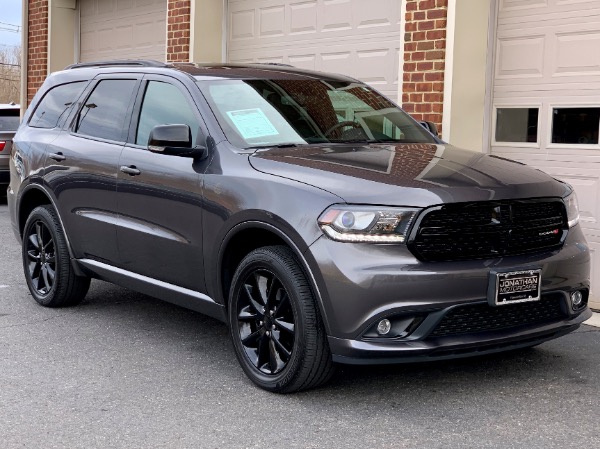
xmin=0 ymin=45 xmax=21 ymax=104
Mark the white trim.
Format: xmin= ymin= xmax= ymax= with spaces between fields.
xmin=222 ymin=0 xmax=228 ymax=63
xmin=20 ymin=0 xmax=28 ymax=112
xmin=441 ymin=0 xmax=457 ymax=142
xmin=397 ymin=0 xmax=408 ymax=106
xmin=47 ymin=2 xmax=53 ymax=76
xmin=482 ymin=0 xmax=499 ymax=154
xmin=74 ymin=0 xmax=81 ymax=63
xmin=190 ymin=0 xmax=196 ymax=62
xmin=165 ymin=1 xmax=170 ymax=62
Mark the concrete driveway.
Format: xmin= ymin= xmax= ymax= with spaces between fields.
xmin=1 ymin=200 xmax=599 ymax=448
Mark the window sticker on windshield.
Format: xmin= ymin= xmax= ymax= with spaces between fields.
xmin=226 ymin=108 xmax=279 ymax=140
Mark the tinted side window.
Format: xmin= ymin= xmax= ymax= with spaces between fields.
xmin=29 ymin=81 xmax=86 ymax=129
xmin=77 ymin=79 xmax=137 ymax=142
xmin=136 ymin=81 xmax=200 ymax=146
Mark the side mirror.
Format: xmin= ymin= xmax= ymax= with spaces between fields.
xmin=148 ymin=124 xmax=206 ymax=158
xmin=419 ymin=120 xmax=439 ymax=137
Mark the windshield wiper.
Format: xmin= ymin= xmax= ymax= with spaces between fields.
xmin=246 ymin=143 xmax=302 ymax=150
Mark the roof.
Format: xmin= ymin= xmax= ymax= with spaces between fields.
xmin=62 ymin=60 xmax=358 ymax=82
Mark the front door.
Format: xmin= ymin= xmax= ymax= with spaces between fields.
xmin=116 ymin=76 xmax=207 ymax=291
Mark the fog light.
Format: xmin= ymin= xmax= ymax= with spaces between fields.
xmin=571 ymin=291 xmax=583 ymax=308
xmin=377 ymin=319 xmax=392 ymax=335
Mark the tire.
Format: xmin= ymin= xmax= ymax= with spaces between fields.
xmin=22 ymin=205 xmax=91 ymax=307
xmin=228 ymin=245 xmax=335 ymax=393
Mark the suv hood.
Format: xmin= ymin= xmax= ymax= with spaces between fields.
xmin=249 ymin=143 xmax=569 ymax=207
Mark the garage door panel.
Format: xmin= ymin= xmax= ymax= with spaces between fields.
xmin=491 ymin=1 xmax=600 ymax=304
xmin=495 ymin=36 xmax=545 ymax=79
xmin=80 ymin=0 xmax=166 ymax=62
xmin=290 ymin=1 xmax=317 ymax=35
xmin=500 ymin=0 xmax=600 ymax=21
xmin=228 ymin=0 xmax=400 ymax=101
xmin=540 ymin=169 xmax=600 ymax=230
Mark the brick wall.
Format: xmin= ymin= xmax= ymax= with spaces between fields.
xmin=167 ymin=0 xmax=191 ymax=62
xmin=402 ymin=0 xmax=448 ymax=132
xmin=27 ymin=0 xmax=49 ymax=105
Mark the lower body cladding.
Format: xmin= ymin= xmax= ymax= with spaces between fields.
xmin=307 ymin=225 xmax=591 ymax=364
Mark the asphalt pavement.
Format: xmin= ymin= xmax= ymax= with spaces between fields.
xmin=1 ymin=199 xmax=599 ymax=449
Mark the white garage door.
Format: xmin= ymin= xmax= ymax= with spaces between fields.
xmin=227 ymin=0 xmax=401 ymax=102
xmin=490 ymin=0 xmax=600 ymax=309
xmin=79 ymin=0 xmax=167 ymax=62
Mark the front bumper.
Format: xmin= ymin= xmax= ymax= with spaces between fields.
xmin=306 ymin=224 xmax=591 ymax=363
xmin=329 ymin=309 xmax=590 ymax=364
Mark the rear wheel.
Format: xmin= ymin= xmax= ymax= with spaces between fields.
xmin=22 ymin=205 xmax=90 ymax=307
xmin=228 ymin=245 xmax=335 ymax=393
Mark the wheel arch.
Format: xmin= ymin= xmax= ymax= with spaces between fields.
xmin=17 ymin=183 xmax=83 ymax=275
xmin=217 ymin=221 xmax=331 ymax=334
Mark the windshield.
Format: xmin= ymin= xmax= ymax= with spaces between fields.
xmin=196 ymin=79 xmax=437 ymax=149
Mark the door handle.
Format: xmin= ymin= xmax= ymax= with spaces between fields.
xmin=48 ymin=152 xmax=66 ymax=162
xmin=120 ymin=165 xmax=141 ymax=176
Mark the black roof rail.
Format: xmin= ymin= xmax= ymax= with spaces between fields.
xmin=65 ymin=60 xmax=169 ymax=70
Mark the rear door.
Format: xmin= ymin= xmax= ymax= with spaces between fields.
xmin=116 ymin=75 xmax=208 ymax=291
xmin=46 ymin=75 xmax=141 ymax=264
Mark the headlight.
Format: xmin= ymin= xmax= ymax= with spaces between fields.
xmin=564 ymin=191 xmax=580 ymax=228
xmin=318 ymin=205 xmax=420 ymax=243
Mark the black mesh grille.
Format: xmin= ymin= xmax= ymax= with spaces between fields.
xmin=429 ymin=297 xmax=567 ymax=338
xmin=409 ymin=199 xmax=567 ymax=262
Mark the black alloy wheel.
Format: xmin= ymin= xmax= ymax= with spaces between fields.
xmin=22 ymin=205 xmax=90 ymax=307
xmin=236 ymin=268 xmax=295 ymax=375
xmin=25 ymin=219 xmax=56 ymax=296
xmin=229 ymin=246 xmax=334 ymax=393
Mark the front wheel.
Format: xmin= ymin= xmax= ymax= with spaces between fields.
xmin=22 ymin=205 xmax=91 ymax=307
xmin=228 ymin=246 xmax=335 ymax=393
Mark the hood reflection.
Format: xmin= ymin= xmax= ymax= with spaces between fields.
xmin=252 ymin=143 xmax=546 ymax=189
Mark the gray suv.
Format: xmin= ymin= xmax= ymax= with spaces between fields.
xmin=8 ymin=61 xmax=591 ymax=392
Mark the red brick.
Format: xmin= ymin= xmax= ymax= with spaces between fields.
xmin=412 ymin=31 xmax=427 ymax=41
xmin=411 ymin=52 xmax=426 ymax=61
xmin=419 ymin=0 xmax=436 ymax=10
xmin=427 ymin=30 xmax=446 ymax=40
xmin=425 ymin=50 xmax=445 ymax=61
xmin=417 ymin=62 xmax=434 ymax=71
xmin=417 ymin=41 xmax=435 ymax=51
xmin=425 ymin=72 xmax=444 ymax=81
xmin=427 ymin=9 xmax=447 ymax=19
xmin=418 ymin=20 xmax=435 ymax=31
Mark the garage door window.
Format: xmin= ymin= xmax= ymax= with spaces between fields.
xmin=552 ymin=108 xmax=600 ymax=145
xmin=495 ymin=108 xmax=539 ymax=143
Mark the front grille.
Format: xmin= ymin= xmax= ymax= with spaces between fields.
xmin=429 ymin=297 xmax=567 ymax=338
xmin=409 ymin=199 xmax=567 ymax=262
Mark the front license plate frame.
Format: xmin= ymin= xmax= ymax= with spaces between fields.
xmin=490 ymin=269 xmax=542 ymax=306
